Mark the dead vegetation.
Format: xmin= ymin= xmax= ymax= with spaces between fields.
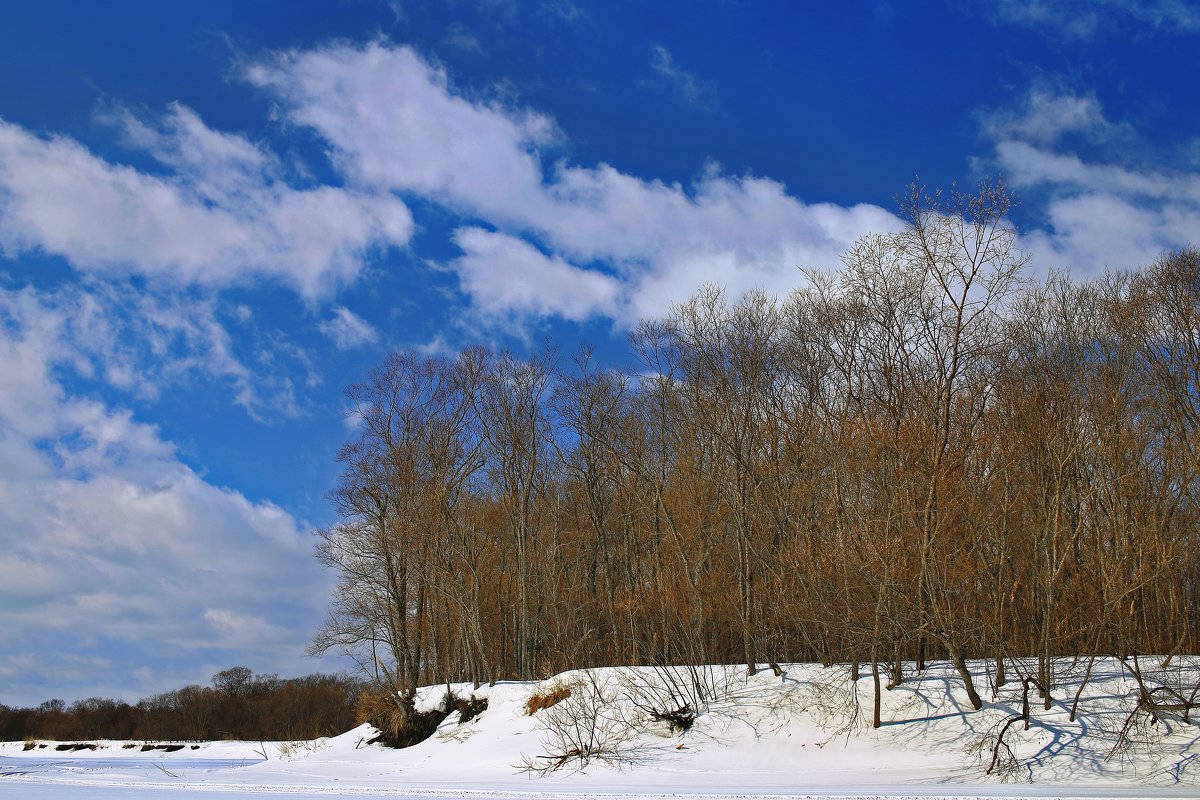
xmin=520 ymin=671 xmax=637 ymax=774
xmin=1111 ymin=654 xmax=1200 ymax=761
xmin=524 ymin=683 xmax=572 ymax=715
xmin=356 ymin=684 xmax=488 ymax=748
xmin=356 ymin=687 xmax=449 ymax=748
xmin=452 ymin=694 xmax=488 ymax=724
xmin=621 ymin=665 xmax=732 ymax=734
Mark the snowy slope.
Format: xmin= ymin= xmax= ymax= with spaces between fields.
xmin=3 ymin=659 xmax=1197 ymax=798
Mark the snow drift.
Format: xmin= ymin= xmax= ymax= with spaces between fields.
xmin=2 ymin=658 xmax=1198 ymax=798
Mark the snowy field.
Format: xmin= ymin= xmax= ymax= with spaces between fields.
xmin=2 ymin=659 xmax=1197 ymax=799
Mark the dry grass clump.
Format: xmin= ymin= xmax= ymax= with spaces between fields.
xmin=525 ymin=682 xmax=572 ymax=715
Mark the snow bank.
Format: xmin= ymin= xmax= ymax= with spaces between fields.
xmin=3 ymin=659 xmax=1198 ymax=798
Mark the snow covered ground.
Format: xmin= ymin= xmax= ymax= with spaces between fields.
xmin=2 ymin=659 xmax=1197 ymax=798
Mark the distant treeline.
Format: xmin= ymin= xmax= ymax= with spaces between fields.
xmin=1 ymin=667 xmax=361 ymax=741
xmin=315 ymin=181 xmax=1200 ymax=712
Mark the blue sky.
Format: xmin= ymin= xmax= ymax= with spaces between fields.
xmin=1 ymin=1 xmax=1198 ymax=706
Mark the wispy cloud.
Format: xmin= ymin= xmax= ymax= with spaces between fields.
xmin=650 ymin=44 xmax=708 ymax=107
xmin=993 ymin=0 xmax=1200 ymax=38
xmin=444 ymin=22 xmax=483 ymax=52
xmin=980 ymin=87 xmax=1116 ymax=146
xmin=979 ymin=86 xmax=1200 ymax=273
xmin=203 ymin=608 xmax=289 ymax=648
xmin=1 ymin=282 xmax=306 ymax=421
xmin=319 ymin=305 xmax=379 ymax=349
xmin=543 ymin=0 xmax=587 ymax=25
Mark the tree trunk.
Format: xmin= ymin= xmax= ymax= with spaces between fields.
xmin=942 ymin=637 xmax=983 ymax=710
xmin=871 ymin=654 xmax=882 ymax=729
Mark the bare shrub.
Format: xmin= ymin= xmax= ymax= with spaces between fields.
xmin=1110 ymin=654 xmax=1200 ymax=761
xmin=520 ymin=670 xmax=634 ymax=773
xmin=966 ymin=675 xmax=1047 ymax=781
xmin=787 ymin=666 xmax=864 ymax=739
xmin=621 ymin=665 xmax=733 ymax=734
xmin=967 ymin=716 xmax=1026 ymax=782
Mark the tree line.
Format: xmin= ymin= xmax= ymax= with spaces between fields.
xmin=2 ymin=667 xmax=360 ymax=741
xmin=315 ymin=181 xmax=1199 ymax=723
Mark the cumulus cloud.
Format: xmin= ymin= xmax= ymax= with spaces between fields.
xmin=244 ymin=43 xmax=558 ymax=224
xmin=981 ymin=88 xmax=1200 ymax=273
xmin=320 ymin=305 xmax=379 ymax=349
xmin=246 ymin=41 xmax=900 ymax=326
xmin=448 ymin=227 xmax=621 ymax=324
xmin=541 ymin=164 xmax=899 ymax=321
xmin=0 ymin=285 xmax=333 ymax=705
xmin=0 ymin=105 xmax=413 ymax=298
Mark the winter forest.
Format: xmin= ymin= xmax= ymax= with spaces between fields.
xmin=315 ymin=181 xmax=1200 ymax=718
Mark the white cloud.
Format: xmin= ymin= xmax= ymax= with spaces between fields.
xmin=246 ymin=42 xmax=900 ymax=327
xmin=101 ymin=102 xmax=277 ymax=195
xmin=244 ymin=43 xmax=558 ymax=224
xmin=541 ymin=164 xmax=899 ymax=321
xmin=981 ymin=88 xmax=1200 ymax=273
xmin=449 ymin=226 xmax=620 ymax=323
xmin=0 ymin=106 xmax=413 ymax=299
xmin=996 ymin=140 xmax=1200 ymax=203
xmin=982 ymin=88 xmax=1113 ymax=145
xmin=650 ymin=45 xmax=707 ymax=106
xmin=320 ymin=305 xmax=379 ymax=349
xmin=0 ymin=285 xmax=334 ymax=705
xmin=0 ymin=282 xmax=302 ymax=420
xmin=443 ymin=23 xmax=482 ymax=53
xmin=1007 ymin=177 xmax=1198 ymax=272
xmin=203 ymin=608 xmax=289 ymax=648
